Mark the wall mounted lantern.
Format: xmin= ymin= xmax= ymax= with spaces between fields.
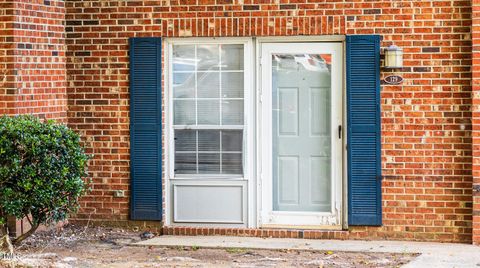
xmin=383 ymin=45 xmax=403 ymax=69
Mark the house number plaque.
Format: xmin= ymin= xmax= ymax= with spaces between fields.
xmin=383 ymin=75 xmax=403 ymax=85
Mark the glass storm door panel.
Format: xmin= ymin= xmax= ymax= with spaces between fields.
xmin=272 ymin=54 xmax=332 ymax=213
xmin=260 ymin=43 xmax=343 ymax=227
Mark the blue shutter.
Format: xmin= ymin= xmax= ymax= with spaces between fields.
xmin=346 ymin=35 xmax=382 ymax=226
xmin=129 ymin=37 xmax=162 ymax=220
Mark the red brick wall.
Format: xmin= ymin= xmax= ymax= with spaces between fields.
xmin=0 ymin=0 xmax=67 ymax=120
xmin=65 ymin=1 xmax=473 ymax=243
xmin=472 ymin=0 xmax=480 ymax=245
xmin=0 ymin=1 xmax=15 ymax=115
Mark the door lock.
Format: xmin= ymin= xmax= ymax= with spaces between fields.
xmin=338 ymin=125 xmax=342 ymax=139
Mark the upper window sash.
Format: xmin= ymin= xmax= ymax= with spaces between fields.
xmin=169 ymin=41 xmax=249 ymax=177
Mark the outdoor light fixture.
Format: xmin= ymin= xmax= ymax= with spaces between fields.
xmin=383 ymin=45 xmax=403 ymax=69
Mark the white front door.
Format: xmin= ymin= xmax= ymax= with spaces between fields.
xmin=260 ymin=42 xmax=343 ymax=228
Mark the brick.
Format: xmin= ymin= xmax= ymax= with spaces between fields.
xmin=280 ymin=5 xmax=296 ymax=10
xmin=243 ymin=5 xmax=259 ymax=11
xmin=422 ymin=47 xmax=441 ymax=53
xmin=364 ymin=9 xmax=381 ymax=15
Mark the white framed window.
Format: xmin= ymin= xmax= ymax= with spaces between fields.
xmin=167 ymin=39 xmax=253 ymax=179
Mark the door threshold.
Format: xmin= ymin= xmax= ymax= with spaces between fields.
xmin=260 ymin=224 xmax=343 ymax=230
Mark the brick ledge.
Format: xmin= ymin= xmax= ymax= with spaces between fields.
xmin=161 ymin=226 xmax=349 ymax=240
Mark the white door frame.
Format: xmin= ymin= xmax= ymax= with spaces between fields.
xmin=258 ymin=42 xmax=344 ymax=228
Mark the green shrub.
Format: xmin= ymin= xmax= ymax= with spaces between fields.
xmin=0 ymin=115 xmax=90 ymax=244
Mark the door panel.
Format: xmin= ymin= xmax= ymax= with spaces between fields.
xmin=278 ymin=87 xmax=299 ymax=135
xmin=311 ymin=87 xmax=330 ymax=136
xmin=278 ymin=156 xmax=299 ymax=205
xmin=260 ymin=42 xmax=343 ymax=227
xmin=310 ymin=156 xmax=330 ymax=205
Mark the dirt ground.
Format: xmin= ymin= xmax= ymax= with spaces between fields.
xmin=0 ymin=224 xmax=417 ymax=268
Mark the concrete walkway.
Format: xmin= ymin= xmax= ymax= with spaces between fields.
xmin=135 ymin=236 xmax=480 ymax=268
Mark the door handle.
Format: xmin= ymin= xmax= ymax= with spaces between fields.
xmin=338 ymin=125 xmax=342 ymax=139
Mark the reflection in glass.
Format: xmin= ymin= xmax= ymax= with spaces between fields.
xmin=174 ymin=100 xmax=195 ymax=125
xmin=197 ymin=44 xmax=220 ymax=70
xmin=198 ymin=72 xmax=220 ymax=98
xmin=221 ymin=72 xmax=244 ymax=98
xmin=172 ymin=45 xmax=195 ymax=71
xmin=221 ymin=100 xmax=244 ymax=125
xmin=221 ymin=44 xmax=244 ymax=70
xmin=173 ymin=72 xmax=195 ymax=98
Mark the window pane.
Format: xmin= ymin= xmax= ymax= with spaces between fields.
xmin=197 ymin=45 xmax=219 ymax=71
xmin=198 ymin=153 xmax=220 ymax=174
xmin=174 ymin=130 xmax=243 ymax=175
xmin=198 ymin=72 xmax=219 ymax=98
xmin=222 ymin=153 xmax=242 ymax=174
xmin=174 ymin=100 xmax=196 ymax=125
xmin=221 ymin=44 xmax=244 ymax=70
xmin=222 ymin=100 xmax=244 ymax=125
xmin=172 ymin=43 xmax=245 ymax=177
xmin=222 ymin=130 xmax=243 ymax=152
xmin=175 ymin=130 xmax=196 ymax=151
xmin=175 ymin=153 xmax=196 ymax=174
xmin=221 ymin=72 xmax=243 ymax=98
xmin=173 ymin=72 xmax=195 ymax=98
xmin=198 ymin=100 xmax=220 ymax=125
xmin=198 ymin=130 xmax=220 ymax=151
xmin=173 ymin=45 xmax=195 ymax=71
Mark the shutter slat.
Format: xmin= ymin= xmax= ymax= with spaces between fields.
xmin=129 ymin=37 xmax=162 ymax=221
xmin=347 ymin=35 xmax=382 ymax=226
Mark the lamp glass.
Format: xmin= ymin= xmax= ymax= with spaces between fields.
xmin=384 ymin=48 xmax=403 ymax=68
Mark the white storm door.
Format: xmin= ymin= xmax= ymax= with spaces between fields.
xmin=260 ymin=42 xmax=343 ymax=228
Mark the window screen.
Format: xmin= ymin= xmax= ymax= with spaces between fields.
xmin=172 ymin=44 xmax=245 ymax=175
